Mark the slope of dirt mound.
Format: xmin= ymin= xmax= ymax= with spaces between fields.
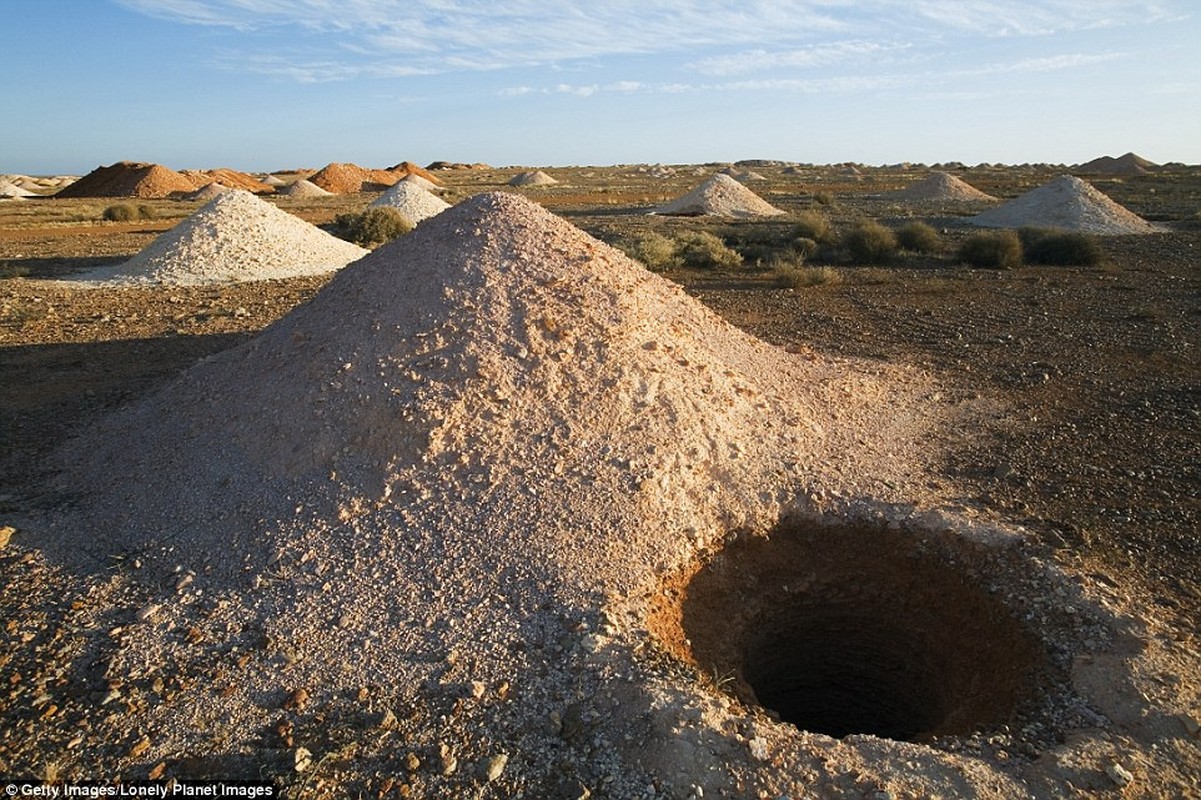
xmin=654 ymin=173 xmax=785 ymax=217
xmin=509 ymin=169 xmax=559 ymax=186
xmin=971 ymin=175 xmax=1161 ymax=234
xmin=181 ymin=168 xmax=275 ymax=194
xmin=54 ymin=161 xmax=196 ymax=199
xmin=369 ymin=180 xmax=450 ymax=223
xmin=68 ymin=189 xmax=367 ymax=285
xmin=308 ymin=162 xmax=403 ymax=194
xmin=280 ymin=178 xmax=333 ymax=197
xmin=1077 ymin=152 xmax=1157 ymax=176
xmin=888 ymin=172 xmax=997 ymax=203
xmin=0 ymin=179 xmax=37 ymax=198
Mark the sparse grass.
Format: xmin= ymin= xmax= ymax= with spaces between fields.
xmin=812 ymin=192 xmax=834 ymax=206
xmin=332 ymin=207 xmax=414 ymax=247
xmin=1018 ymin=227 xmax=1103 ymax=266
xmin=772 ymin=259 xmax=843 ymax=288
xmin=895 ymin=221 xmax=942 ymax=254
xmin=958 ymin=230 xmax=1022 ymax=269
xmin=842 ymin=220 xmax=898 ymax=264
xmin=623 ymin=231 xmax=681 ymax=271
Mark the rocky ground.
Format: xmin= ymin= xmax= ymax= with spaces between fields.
xmin=0 ymin=164 xmax=1198 ymax=797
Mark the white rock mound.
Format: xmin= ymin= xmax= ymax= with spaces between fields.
xmin=971 ymin=175 xmax=1160 ymax=235
xmin=654 ymin=173 xmax=784 ymax=218
xmin=509 ymin=170 xmax=558 ymax=186
xmin=369 ymin=180 xmax=451 ymax=224
xmin=71 ymin=189 xmax=368 ymax=285
xmin=281 ymin=179 xmax=333 ymax=197
xmin=888 ymin=172 xmax=996 ymax=203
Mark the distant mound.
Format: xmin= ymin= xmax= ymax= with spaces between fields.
xmin=369 ymin=181 xmax=451 ymax=224
xmin=653 ymin=173 xmax=784 ymax=218
xmin=185 ymin=182 xmax=231 ymax=202
xmin=887 ymin=172 xmax=997 ymax=203
xmin=398 ymin=173 xmax=442 ymax=192
xmin=181 ymin=168 xmax=275 ymax=194
xmin=509 ymin=170 xmax=559 ymax=186
xmin=260 ymin=174 xmax=289 ymax=187
xmin=386 ymin=161 xmax=444 ymax=186
xmin=309 ymin=162 xmax=404 ymax=194
xmin=970 ymin=175 xmax=1160 ymax=235
xmin=426 ymin=161 xmax=491 ymax=171
xmin=71 ymin=189 xmax=367 ymax=285
xmin=0 ymin=179 xmax=37 ymax=199
xmin=281 ymin=179 xmax=333 ymax=198
xmin=1076 ymin=152 xmax=1157 ymax=177
xmin=55 ymin=161 xmax=196 ymax=199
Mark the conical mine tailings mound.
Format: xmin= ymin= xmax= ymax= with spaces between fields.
xmin=309 ymin=162 xmax=403 ymax=193
xmin=37 ymin=191 xmax=1142 ymax=795
xmin=654 ymin=173 xmax=784 ymax=217
xmin=970 ymin=174 xmax=1160 ymax=234
xmin=70 ymin=189 xmax=368 ymax=285
xmin=369 ymin=180 xmax=451 ymax=224
xmin=888 ymin=171 xmax=997 ymax=203
xmin=54 ymin=161 xmax=196 ymax=199
xmin=280 ymin=178 xmax=332 ymax=197
xmin=509 ymin=170 xmax=559 ymax=186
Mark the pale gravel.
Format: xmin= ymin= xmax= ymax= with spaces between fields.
xmin=34 ymin=192 xmax=1172 ymax=796
xmin=971 ymin=174 xmax=1162 ymax=234
xmin=369 ymin=180 xmax=451 ymax=224
xmin=654 ymin=173 xmax=784 ymax=218
xmin=67 ymin=189 xmax=368 ymax=286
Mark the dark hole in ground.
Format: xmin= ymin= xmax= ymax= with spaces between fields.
xmin=649 ymin=521 xmax=1045 ymax=742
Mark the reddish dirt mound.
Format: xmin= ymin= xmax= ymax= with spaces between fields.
xmin=1077 ymin=152 xmax=1157 ymax=176
xmin=308 ymin=162 xmax=404 ymax=194
xmin=386 ymin=161 xmax=444 ymax=185
xmin=54 ymin=161 xmax=196 ymax=199
xmin=181 ymin=168 xmax=275 ymax=194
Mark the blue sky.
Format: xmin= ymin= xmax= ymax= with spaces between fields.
xmin=4 ymin=1 xmax=1199 ymax=174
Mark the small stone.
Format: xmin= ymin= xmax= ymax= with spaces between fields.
xmin=294 ymin=747 xmax=313 ymax=773
xmin=482 ymin=753 xmax=508 ymax=782
xmin=175 ymin=573 xmax=194 ymax=592
xmin=748 ymin=737 xmax=769 ymax=761
xmin=129 ymin=735 xmax=151 ymax=759
xmin=470 ymin=681 xmax=486 ymax=699
xmin=136 ymin=604 xmax=161 ymax=622
xmin=1106 ymin=762 xmax=1134 ymax=787
xmin=148 ymin=762 xmax=167 ymax=780
xmin=284 ymin=687 xmax=310 ymax=711
xmin=0 ymin=525 xmax=15 ymax=549
xmin=404 ymin=752 xmax=420 ymax=772
xmin=378 ymin=708 xmax=398 ymax=730
xmin=1182 ymin=714 xmax=1200 ymax=737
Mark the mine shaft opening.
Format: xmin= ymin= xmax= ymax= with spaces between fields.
xmin=648 ymin=521 xmax=1046 ymax=743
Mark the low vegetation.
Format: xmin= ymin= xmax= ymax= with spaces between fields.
xmin=618 ymin=230 xmax=742 ymax=271
xmin=792 ymin=211 xmax=833 ymax=243
xmin=332 ymin=207 xmax=414 ymax=247
xmin=957 ymin=230 xmax=1023 ymax=268
xmin=841 ymin=220 xmax=898 ymax=264
xmin=102 ymin=203 xmax=156 ymax=222
xmin=1019 ymin=227 xmax=1103 ymax=266
xmin=895 ymin=221 xmax=942 ymax=253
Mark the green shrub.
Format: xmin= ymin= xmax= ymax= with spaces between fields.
xmin=1018 ymin=227 xmax=1102 ymax=266
xmin=812 ymin=192 xmax=833 ymax=206
xmin=675 ymin=231 xmax=742 ymax=270
xmin=958 ymin=230 xmax=1022 ymax=268
xmin=793 ymin=211 xmax=832 ymax=243
xmin=895 ymin=221 xmax=942 ymax=253
xmin=102 ymin=203 xmax=137 ymax=222
xmin=793 ymin=237 xmax=819 ymax=260
xmin=842 ymin=220 xmax=898 ymax=264
xmin=332 ymin=207 xmax=414 ymax=247
xmin=625 ymin=231 xmax=681 ymax=271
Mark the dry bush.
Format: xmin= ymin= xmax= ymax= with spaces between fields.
xmin=793 ymin=211 xmax=833 ymax=243
xmin=842 ymin=220 xmax=898 ymax=264
xmin=676 ymin=231 xmax=743 ymax=270
xmin=332 ymin=207 xmax=414 ymax=247
xmin=958 ymin=230 xmax=1022 ymax=269
xmin=1018 ymin=228 xmax=1102 ymax=266
xmin=895 ymin=222 xmax=942 ymax=253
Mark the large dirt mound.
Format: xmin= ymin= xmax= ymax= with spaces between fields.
xmin=54 ymin=161 xmax=196 ymax=199
xmin=45 ymin=192 xmax=953 ymax=791
xmin=970 ymin=175 xmax=1160 ymax=234
xmin=70 ymin=189 xmax=367 ymax=285
xmin=1076 ymin=152 xmax=1157 ymax=176
xmin=654 ymin=173 xmax=785 ymax=217
xmin=308 ymin=162 xmax=404 ymax=193
xmin=369 ymin=180 xmax=451 ymax=224
xmin=888 ymin=171 xmax=997 ymax=203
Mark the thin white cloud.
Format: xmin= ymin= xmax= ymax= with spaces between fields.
xmin=114 ymin=0 xmax=1183 ymax=82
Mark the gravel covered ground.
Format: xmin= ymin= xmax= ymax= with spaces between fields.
xmin=1 ymin=165 xmax=1198 ymax=797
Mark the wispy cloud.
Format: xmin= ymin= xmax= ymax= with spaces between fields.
xmin=115 ymin=0 xmax=1181 ymax=83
